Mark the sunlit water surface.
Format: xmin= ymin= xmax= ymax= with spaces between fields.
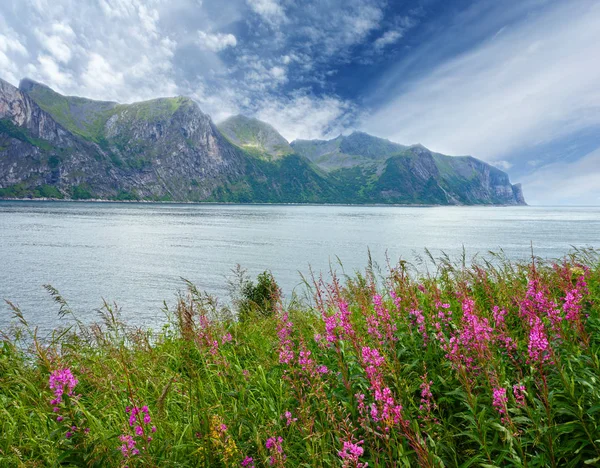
xmin=1 ymin=201 xmax=598 ymax=332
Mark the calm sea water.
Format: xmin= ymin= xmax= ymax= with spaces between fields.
xmin=1 ymin=201 xmax=598 ymax=332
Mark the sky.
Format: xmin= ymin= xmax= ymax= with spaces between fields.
xmin=1 ymin=0 xmax=599 ymax=204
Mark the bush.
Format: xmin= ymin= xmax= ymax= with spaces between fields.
xmin=238 ymin=271 xmax=280 ymax=322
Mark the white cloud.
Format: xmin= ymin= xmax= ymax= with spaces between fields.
xmin=491 ymin=160 xmax=513 ymax=170
xmin=197 ymin=31 xmax=237 ymax=52
xmin=81 ymin=53 xmax=124 ymax=94
xmin=246 ymin=0 xmax=287 ymax=26
xmin=35 ymin=27 xmax=74 ymax=64
xmin=363 ymin=0 xmax=600 ymax=164
xmin=520 ymin=148 xmax=600 ymax=205
xmin=373 ymin=30 xmax=403 ymax=50
xmin=31 ymin=54 xmax=74 ymax=88
xmin=254 ymin=92 xmax=356 ymax=141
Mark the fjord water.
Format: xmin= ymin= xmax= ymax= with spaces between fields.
xmin=1 ymin=201 xmax=598 ymax=332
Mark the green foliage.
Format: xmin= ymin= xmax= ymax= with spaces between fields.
xmin=0 ymin=118 xmax=53 ymax=151
xmin=71 ymin=184 xmax=93 ymax=200
xmin=1 ymin=250 xmax=600 ymax=466
xmin=238 ymin=271 xmax=280 ymax=322
xmin=0 ymin=183 xmax=64 ymax=199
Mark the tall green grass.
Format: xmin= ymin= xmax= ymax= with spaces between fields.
xmin=1 ymin=249 xmax=599 ymax=467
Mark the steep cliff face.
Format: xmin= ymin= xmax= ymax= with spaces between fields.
xmin=0 ymin=77 xmax=526 ymax=204
xmin=0 ymin=78 xmax=119 ymax=198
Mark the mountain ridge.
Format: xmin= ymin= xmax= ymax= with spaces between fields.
xmin=0 ymin=77 xmax=525 ymax=205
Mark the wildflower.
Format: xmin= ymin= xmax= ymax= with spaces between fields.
xmin=322 ymin=300 xmax=355 ymax=344
xmin=513 ymin=384 xmax=526 ymax=408
xmin=277 ymin=312 xmax=294 ymax=365
xmin=528 ymin=315 xmax=550 ymax=363
xmin=265 ymin=436 xmax=286 ymax=466
xmin=492 ymin=387 xmax=508 ymax=415
xmin=281 ymin=411 xmax=297 ymax=426
xmin=209 ymin=415 xmax=240 ymax=464
xmin=48 ymin=368 xmax=78 ymax=406
xmin=120 ymin=405 xmax=154 ymax=458
xmin=241 ymin=456 xmax=255 ymax=467
xmin=338 ymin=439 xmax=367 ymax=467
xmin=419 ymin=373 xmax=437 ymax=418
xmin=119 ymin=434 xmax=139 ymax=457
xmin=222 ymin=332 xmax=233 ymax=344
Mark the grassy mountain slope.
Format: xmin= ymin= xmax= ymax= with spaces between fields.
xmin=218 ymin=115 xmax=294 ymax=160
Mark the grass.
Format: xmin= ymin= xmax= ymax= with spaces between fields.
xmin=1 ymin=249 xmax=600 ymax=467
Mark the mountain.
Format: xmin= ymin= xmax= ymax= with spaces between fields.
xmin=292 ymin=131 xmax=407 ymax=171
xmin=0 ymin=77 xmax=525 ymax=205
xmin=218 ymin=115 xmax=293 ymax=160
xmin=292 ymin=134 xmax=525 ymax=205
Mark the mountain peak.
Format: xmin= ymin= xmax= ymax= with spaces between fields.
xmin=18 ymin=77 xmax=51 ymax=94
xmin=218 ymin=114 xmax=293 ymax=160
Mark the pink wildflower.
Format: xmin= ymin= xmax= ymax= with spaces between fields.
xmin=492 ymin=387 xmax=508 ymax=415
xmin=277 ymin=312 xmax=294 ymax=364
xmin=338 ymin=439 xmax=367 ymax=467
xmin=281 ymin=411 xmax=297 ymax=426
xmin=48 ymin=368 xmax=78 ymax=406
xmin=513 ymin=384 xmax=526 ymax=408
xmin=528 ymin=315 xmax=550 ymax=363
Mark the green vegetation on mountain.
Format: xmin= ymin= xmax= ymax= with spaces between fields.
xmin=218 ymin=115 xmax=294 ymax=160
xmin=0 ymin=77 xmax=525 ymax=205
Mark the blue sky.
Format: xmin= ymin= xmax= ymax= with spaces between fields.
xmin=1 ymin=0 xmax=599 ymax=204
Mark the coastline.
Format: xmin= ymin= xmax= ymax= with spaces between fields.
xmin=0 ymin=197 xmax=528 ymax=208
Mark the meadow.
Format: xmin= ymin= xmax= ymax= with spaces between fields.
xmin=1 ymin=249 xmax=599 ymax=467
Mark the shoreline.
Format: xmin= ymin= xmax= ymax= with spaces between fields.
xmin=0 ymin=197 xmax=529 ymax=208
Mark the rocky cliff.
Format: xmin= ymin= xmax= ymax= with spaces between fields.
xmin=0 ymin=77 xmax=525 ymax=204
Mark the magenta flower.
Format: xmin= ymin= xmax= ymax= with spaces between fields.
xmin=119 ymin=434 xmax=139 ymax=457
xmin=277 ymin=312 xmax=295 ymax=364
xmin=338 ymin=439 xmax=367 ymax=467
xmin=492 ymin=387 xmax=508 ymax=415
xmin=528 ymin=315 xmax=550 ymax=363
xmin=513 ymin=384 xmax=527 ymax=408
xmin=48 ymin=368 xmax=78 ymax=406
xmin=281 ymin=411 xmax=298 ymax=426
xmin=241 ymin=456 xmax=255 ymax=467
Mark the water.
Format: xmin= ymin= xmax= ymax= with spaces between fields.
xmin=1 ymin=201 xmax=598 ymax=332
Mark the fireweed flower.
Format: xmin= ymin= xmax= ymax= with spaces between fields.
xmin=370 ymin=294 xmax=398 ymax=344
xmin=361 ymin=347 xmax=404 ymax=428
xmin=277 ymin=312 xmax=294 ymax=365
xmin=49 ymin=368 xmax=78 ymax=407
xmin=221 ymin=332 xmax=233 ymax=344
xmin=321 ymin=300 xmax=355 ymax=345
xmin=520 ymin=279 xmax=562 ymax=334
xmin=513 ymin=384 xmax=527 ymax=407
xmin=492 ymin=387 xmax=508 ymax=416
xmin=119 ymin=434 xmax=139 ymax=457
xmin=281 ymin=411 xmax=297 ymax=426
xmin=198 ymin=314 xmax=219 ymax=355
xmin=119 ymin=405 xmax=155 ymax=458
xmin=265 ymin=436 xmax=286 ymax=466
xmin=563 ymin=274 xmax=589 ymax=323
xmin=419 ymin=373 xmax=437 ymax=420
xmin=528 ymin=315 xmax=550 ymax=364
xmin=338 ymin=439 xmax=367 ymax=468
xmin=241 ymin=456 xmax=255 ymax=467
